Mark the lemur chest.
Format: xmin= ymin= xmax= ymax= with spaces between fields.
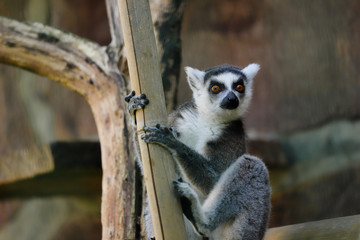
xmin=175 ymin=116 xmax=225 ymax=154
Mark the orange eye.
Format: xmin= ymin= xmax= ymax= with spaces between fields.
xmin=211 ymin=85 xmax=221 ymax=93
xmin=235 ymin=84 xmax=244 ymax=92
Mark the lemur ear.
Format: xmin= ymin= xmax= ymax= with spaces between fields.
xmin=242 ymin=63 xmax=260 ymax=82
xmin=185 ymin=66 xmax=205 ymax=92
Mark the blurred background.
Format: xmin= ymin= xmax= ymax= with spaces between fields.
xmin=0 ymin=0 xmax=359 ymax=239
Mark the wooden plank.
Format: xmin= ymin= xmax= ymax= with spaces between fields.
xmin=0 ymin=169 xmax=101 ymax=198
xmin=0 ymin=141 xmax=102 ymax=198
xmin=0 ymin=145 xmax=54 ymax=185
xmin=117 ymin=0 xmax=186 ymax=239
xmin=0 ymin=141 xmax=101 ymax=185
xmin=265 ymin=215 xmax=360 ymax=240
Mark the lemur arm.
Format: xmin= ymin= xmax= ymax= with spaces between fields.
xmin=142 ymin=125 xmax=219 ymax=194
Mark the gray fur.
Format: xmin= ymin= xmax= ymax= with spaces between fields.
xmin=128 ymin=64 xmax=271 ymax=240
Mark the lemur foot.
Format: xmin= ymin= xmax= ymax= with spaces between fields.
xmin=141 ymin=124 xmax=179 ymax=145
xmin=173 ymin=178 xmax=197 ymax=200
xmin=173 ymin=179 xmax=208 ymax=237
xmin=124 ymin=90 xmax=149 ymax=116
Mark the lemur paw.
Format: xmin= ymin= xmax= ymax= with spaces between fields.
xmin=124 ymin=90 xmax=149 ymax=116
xmin=173 ymin=179 xmax=197 ymax=200
xmin=141 ymin=124 xmax=178 ymax=145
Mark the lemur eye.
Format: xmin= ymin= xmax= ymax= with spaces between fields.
xmin=235 ymin=84 xmax=244 ymax=93
xmin=211 ymin=85 xmax=221 ymax=93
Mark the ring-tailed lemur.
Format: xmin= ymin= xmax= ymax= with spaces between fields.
xmin=126 ymin=64 xmax=271 ymax=240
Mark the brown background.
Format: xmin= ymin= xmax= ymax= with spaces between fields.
xmin=0 ymin=0 xmax=359 ymax=239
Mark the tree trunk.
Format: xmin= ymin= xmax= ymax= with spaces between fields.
xmin=0 ymin=0 xmax=186 ymax=238
xmin=150 ymin=0 xmax=186 ymax=111
xmin=0 ymin=10 xmax=136 ymax=239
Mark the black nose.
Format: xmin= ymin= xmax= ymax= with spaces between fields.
xmin=220 ymin=92 xmax=239 ymax=110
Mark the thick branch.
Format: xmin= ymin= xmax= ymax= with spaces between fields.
xmin=0 ymin=15 xmax=137 ymax=240
xmin=0 ymin=16 xmax=109 ymax=98
xmin=105 ymin=0 xmax=124 ymax=49
xmin=152 ymin=0 xmax=186 ymax=111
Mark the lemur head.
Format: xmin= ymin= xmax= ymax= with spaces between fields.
xmin=185 ymin=64 xmax=260 ymax=123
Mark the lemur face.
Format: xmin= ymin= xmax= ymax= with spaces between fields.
xmin=185 ymin=64 xmax=260 ymax=122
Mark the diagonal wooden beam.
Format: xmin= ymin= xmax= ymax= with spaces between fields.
xmin=117 ymin=0 xmax=186 ymax=239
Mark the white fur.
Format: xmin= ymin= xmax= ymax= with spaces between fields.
xmin=185 ymin=66 xmax=205 ymax=92
xmin=176 ymin=108 xmax=225 ymax=154
xmin=136 ymin=64 xmax=267 ymax=240
xmin=177 ymin=64 xmax=266 ymax=240
xmin=142 ymin=64 xmax=267 ymax=240
xmin=212 ymin=72 xmax=240 ymax=89
xmin=185 ymin=65 xmax=257 ymax=124
xmin=242 ymin=63 xmax=260 ymax=81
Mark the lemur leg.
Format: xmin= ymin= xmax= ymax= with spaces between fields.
xmin=172 ymin=179 xmax=208 ymax=237
xmin=175 ymin=155 xmax=270 ymax=239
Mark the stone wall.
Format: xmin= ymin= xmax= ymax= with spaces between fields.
xmin=180 ymin=0 xmax=360 ymax=227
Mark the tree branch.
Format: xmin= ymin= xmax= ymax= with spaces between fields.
xmin=105 ymin=0 xmax=124 ymax=49
xmin=0 ymin=15 xmax=137 ymax=240
xmin=151 ymin=0 xmax=186 ymax=111
xmin=0 ymin=16 xmax=109 ymax=98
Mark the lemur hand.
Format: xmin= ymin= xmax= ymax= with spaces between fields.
xmin=141 ymin=124 xmax=179 ymax=147
xmin=125 ymin=90 xmax=149 ymax=121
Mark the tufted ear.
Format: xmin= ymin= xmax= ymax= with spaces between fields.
xmin=242 ymin=63 xmax=260 ymax=82
xmin=184 ymin=66 xmax=205 ymax=92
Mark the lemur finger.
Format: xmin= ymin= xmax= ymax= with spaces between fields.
xmin=155 ymin=124 xmax=169 ymax=130
xmin=143 ymin=124 xmax=168 ymax=131
xmin=143 ymin=125 xmax=158 ymax=132
xmin=124 ymin=90 xmax=136 ymax=102
xmin=173 ymin=181 xmax=196 ymax=199
xmin=173 ymin=181 xmax=180 ymax=190
xmin=173 ymin=181 xmax=188 ymax=194
xmin=141 ymin=134 xmax=158 ymax=143
xmin=124 ymin=95 xmax=131 ymax=102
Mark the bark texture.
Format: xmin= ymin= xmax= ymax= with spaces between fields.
xmin=0 ymin=8 xmax=136 ymax=239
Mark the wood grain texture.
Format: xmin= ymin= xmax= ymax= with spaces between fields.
xmin=117 ymin=0 xmax=187 ymax=239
